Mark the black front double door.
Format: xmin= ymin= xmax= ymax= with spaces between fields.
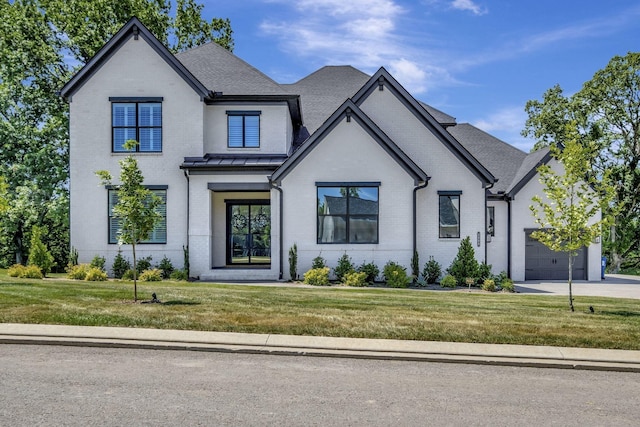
xmin=227 ymin=201 xmax=271 ymax=265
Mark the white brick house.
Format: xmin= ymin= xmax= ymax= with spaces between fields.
xmin=60 ymin=18 xmax=602 ymax=282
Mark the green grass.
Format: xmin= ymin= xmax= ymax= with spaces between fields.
xmin=1 ymin=269 xmax=639 ymax=350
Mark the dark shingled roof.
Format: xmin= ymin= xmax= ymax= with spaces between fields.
xmin=447 ymin=123 xmax=527 ymax=193
xmin=506 ymin=147 xmax=552 ymax=195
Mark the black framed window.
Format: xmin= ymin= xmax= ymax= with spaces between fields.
xmin=439 ymin=191 xmax=461 ymax=238
xmin=487 ymin=206 xmax=495 ymax=237
xmin=317 ymin=183 xmax=379 ymax=244
xmin=227 ymin=111 xmax=260 ymax=148
xmin=108 ymin=189 xmax=167 ymax=244
xmin=112 ymin=100 xmax=162 ymax=152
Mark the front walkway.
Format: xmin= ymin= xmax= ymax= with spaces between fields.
xmin=515 ymin=274 xmax=640 ymax=299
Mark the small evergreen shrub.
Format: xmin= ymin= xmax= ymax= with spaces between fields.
xmin=383 ymin=262 xmax=411 ymax=288
xmin=415 ymin=275 xmax=428 ymax=287
xmin=169 ymin=269 xmax=188 ymax=281
xmin=85 ymin=267 xmax=108 ymax=281
xmin=481 ymin=278 xmax=496 ymax=292
xmin=122 ymin=269 xmax=136 ymax=280
xmin=501 ymin=278 xmax=515 ymax=292
xmin=67 ymin=264 xmax=90 ymax=280
xmin=447 ymin=236 xmax=479 ymax=285
xmin=477 ymin=262 xmax=492 ymax=284
xmin=28 ymin=226 xmax=54 ymax=277
xmin=68 ymin=247 xmax=79 ymax=266
xmin=358 ymin=261 xmax=380 ymax=284
xmin=422 ymin=257 xmax=442 ymax=284
xmin=440 ymin=274 xmax=457 ymax=288
xmin=288 ymin=244 xmax=298 ymax=281
xmin=139 ymin=268 xmax=162 ymax=282
xmin=8 ymin=264 xmax=26 ymax=278
xmin=411 ymin=250 xmax=419 ymax=282
xmin=334 ymin=253 xmax=355 ymax=282
xmin=136 ymin=256 xmax=153 ymax=274
xmin=344 ymin=271 xmax=367 ymax=287
xmin=303 ymin=267 xmax=330 ymax=286
xmin=157 ymin=255 xmax=174 ymax=279
xmin=112 ymin=251 xmax=131 ymax=279
xmin=21 ymin=265 xmax=44 ymax=279
xmin=90 ymin=255 xmax=106 ymax=271
xmin=311 ymin=255 xmax=326 ymax=269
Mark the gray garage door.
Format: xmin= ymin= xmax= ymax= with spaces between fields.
xmin=525 ymin=231 xmax=587 ymax=280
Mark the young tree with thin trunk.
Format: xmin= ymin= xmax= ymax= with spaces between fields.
xmin=96 ymin=140 xmax=162 ymax=301
xmin=529 ymin=124 xmax=616 ymax=311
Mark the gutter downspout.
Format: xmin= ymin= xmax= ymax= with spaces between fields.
xmin=484 ymin=182 xmax=495 ymax=265
xmin=270 ymin=180 xmax=284 ymax=280
xmin=413 ymin=180 xmax=429 ymax=255
xmin=183 ymin=170 xmax=190 ymax=273
xmin=507 ymin=195 xmax=512 ymax=278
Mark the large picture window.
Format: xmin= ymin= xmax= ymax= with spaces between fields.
xmin=317 ymin=183 xmax=379 ymax=244
xmin=108 ymin=189 xmax=167 ymax=244
xmin=439 ymin=191 xmax=461 ymax=238
xmin=112 ymin=101 xmax=162 ymax=152
xmin=227 ymin=111 xmax=260 ymax=148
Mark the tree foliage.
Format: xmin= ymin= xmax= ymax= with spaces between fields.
xmin=529 ymin=124 xmax=617 ymax=311
xmin=0 ymin=0 xmax=233 ymax=268
xmin=523 ymin=52 xmax=640 ymax=272
xmin=97 ymin=141 xmax=162 ymax=301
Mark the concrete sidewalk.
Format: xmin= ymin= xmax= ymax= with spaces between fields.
xmin=1 ymin=323 xmax=639 ymax=373
xmin=514 ymin=274 xmax=640 ymax=299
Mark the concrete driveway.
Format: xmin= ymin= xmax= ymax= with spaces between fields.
xmin=515 ymin=274 xmax=640 ymax=299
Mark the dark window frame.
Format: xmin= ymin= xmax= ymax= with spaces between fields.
xmin=225 ymin=199 xmax=271 ymax=265
xmin=227 ymin=110 xmax=261 ymax=148
xmin=438 ymin=191 xmax=461 ymax=239
xmin=487 ymin=206 xmax=495 ymax=237
xmin=107 ymin=187 xmax=167 ymax=244
xmin=111 ymin=97 xmax=163 ymax=153
xmin=316 ymin=182 xmax=380 ymax=244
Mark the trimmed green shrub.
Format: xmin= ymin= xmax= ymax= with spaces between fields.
xmin=411 ymin=250 xmax=419 ymax=282
xmin=383 ymin=261 xmax=411 ymax=288
xmin=122 ymin=269 xmax=136 ymax=280
xmin=8 ymin=264 xmax=26 ymax=278
xmin=85 ymin=267 xmax=108 ymax=281
xmin=90 ymin=255 xmax=106 ymax=271
xmin=68 ymin=247 xmax=79 ymax=267
xmin=447 ymin=236 xmax=479 ymax=285
xmin=67 ymin=264 xmax=90 ymax=280
xmin=358 ymin=261 xmax=379 ymax=284
xmin=501 ymin=278 xmax=515 ymax=292
xmin=288 ymin=244 xmax=298 ymax=281
xmin=312 ymin=255 xmax=326 ymax=269
xmin=139 ymin=268 xmax=162 ymax=282
xmin=477 ymin=262 xmax=492 ymax=284
xmin=344 ymin=271 xmax=367 ymax=287
xmin=303 ymin=267 xmax=330 ymax=286
xmin=440 ymin=274 xmax=457 ymax=288
xmin=157 ymin=255 xmax=174 ymax=279
xmin=136 ymin=256 xmax=153 ymax=274
xmin=334 ymin=253 xmax=355 ymax=282
xmin=112 ymin=250 xmax=131 ymax=279
xmin=169 ymin=269 xmax=188 ymax=281
xmin=28 ymin=226 xmax=54 ymax=277
xmin=482 ymin=278 xmax=496 ymax=292
xmin=422 ymin=256 xmax=442 ymax=284
xmin=21 ymin=265 xmax=44 ymax=279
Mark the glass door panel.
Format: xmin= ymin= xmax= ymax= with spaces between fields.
xmin=227 ymin=202 xmax=270 ymax=265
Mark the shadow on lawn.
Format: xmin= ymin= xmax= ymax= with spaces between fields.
xmin=161 ymin=300 xmax=200 ymax=306
xmin=598 ymin=310 xmax=640 ymax=317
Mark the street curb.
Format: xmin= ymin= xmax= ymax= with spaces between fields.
xmin=2 ymin=324 xmax=640 ymax=372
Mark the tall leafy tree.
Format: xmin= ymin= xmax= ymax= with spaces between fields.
xmin=0 ymin=0 xmax=233 ymax=268
xmin=529 ymin=124 xmax=616 ymax=312
xmin=97 ymin=141 xmax=162 ymax=301
xmin=523 ymin=52 xmax=640 ymax=273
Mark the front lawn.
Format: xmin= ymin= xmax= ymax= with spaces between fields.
xmin=1 ymin=270 xmax=639 ymax=350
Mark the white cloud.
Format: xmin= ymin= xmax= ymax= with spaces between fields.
xmin=450 ymin=0 xmax=487 ymax=16
xmin=472 ymin=107 xmax=535 ymax=152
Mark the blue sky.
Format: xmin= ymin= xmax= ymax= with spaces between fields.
xmin=200 ymin=0 xmax=640 ymax=152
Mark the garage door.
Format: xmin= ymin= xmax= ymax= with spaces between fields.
xmin=525 ymin=231 xmax=587 ymax=280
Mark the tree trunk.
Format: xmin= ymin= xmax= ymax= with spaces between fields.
xmin=568 ymin=254 xmax=574 ymax=312
xmin=132 ymin=243 xmax=137 ymax=302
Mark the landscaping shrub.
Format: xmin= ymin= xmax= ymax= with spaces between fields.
xmin=28 ymin=226 xmax=54 ymax=277
xmin=303 ymin=267 xmax=330 ymax=286
xmin=122 ymin=269 xmax=136 ymax=280
xmin=90 ymin=255 xmax=106 ymax=271
xmin=312 ymin=255 xmax=326 ymax=269
xmin=411 ymin=250 xmax=419 ymax=282
xmin=477 ymin=262 xmax=492 ymax=284
xmin=383 ymin=262 xmax=411 ymax=288
xmin=67 ymin=264 xmax=90 ymax=280
xmin=440 ymin=274 xmax=457 ymax=288
xmin=334 ymin=253 xmax=355 ymax=282
xmin=447 ymin=236 xmax=479 ymax=285
xmin=288 ymin=244 xmax=298 ymax=281
xmin=157 ymin=255 xmax=174 ymax=279
xmin=85 ymin=267 xmax=108 ymax=281
xmin=358 ymin=261 xmax=379 ymax=284
xmin=139 ymin=268 xmax=162 ymax=282
xmin=169 ymin=269 xmax=188 ymax=281
xmin=422 ymin=256 xmax=442 ymax=284
xmin=112 ymin=250 xmax=131 ymax=279
xmin=21 ymin=265 xmax=44 ymax=279
xmin=501 ymin=278 xmax=515 ymax=292
xmin=8 ymin=264 xmax=26 ymax=278
xmin=481 ymin=278 xmax=496 ymax=292
xmin=136 ymin=256 xmax=153 ymax=274
xmin=68 ymin=247 xmax=79 ymax=267
xmin=344 ymin=271 xmax=367 ymax=287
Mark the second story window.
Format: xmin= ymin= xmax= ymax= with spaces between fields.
xmin=227 ymin=111 xmax=260 ymax=148
xmin=111 ymin=98 xmax=162 ymax=152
